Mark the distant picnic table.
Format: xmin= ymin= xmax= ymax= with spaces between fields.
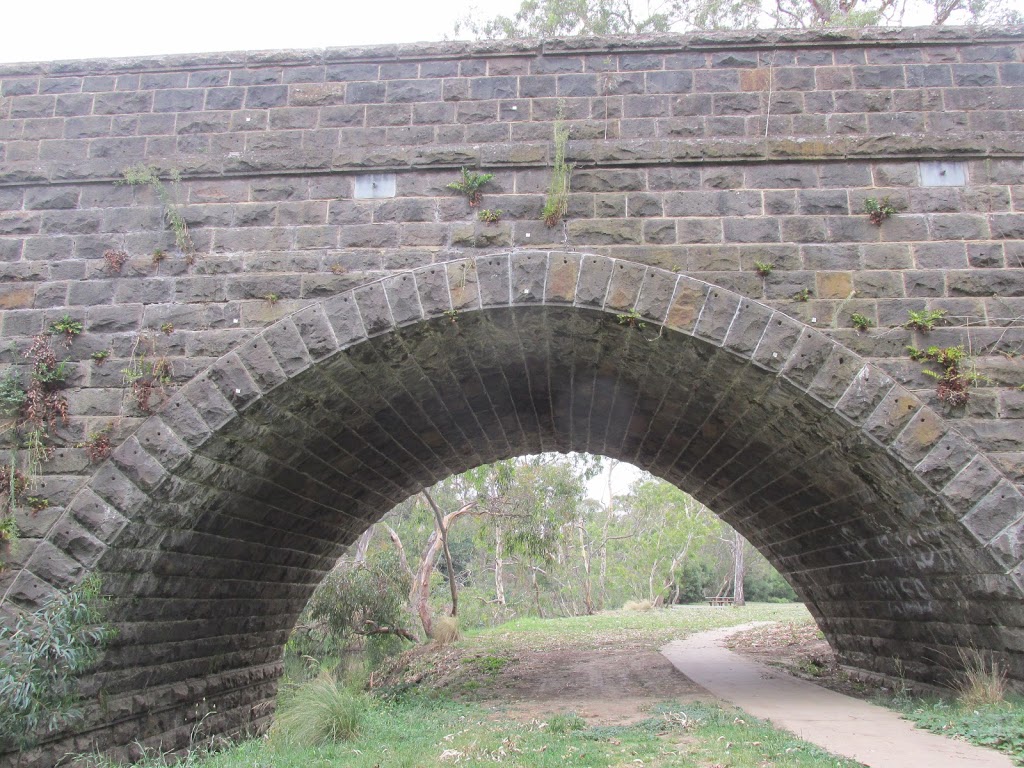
xmin=705 ymin=596 xmax=735 ymax=607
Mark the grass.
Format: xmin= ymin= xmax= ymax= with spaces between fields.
xmin=97 ymin=695 xmax=862 ymax=768
xmin=898 ymin=699 xmax=1024 ymax=763
xmin=272 ymin=672 xmax=367 ymax=746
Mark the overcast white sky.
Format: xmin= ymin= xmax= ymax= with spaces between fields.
xmin=3 ymin=0 xmax=522 ymax=65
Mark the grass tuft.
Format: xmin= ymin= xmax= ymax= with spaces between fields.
xmin=272 ymin=672 xmax=367 ymax=746
xmin=953 ymin=646 xmax=1006 ymax=708
xmin=432 ymin=615 xmax=461 ymax=645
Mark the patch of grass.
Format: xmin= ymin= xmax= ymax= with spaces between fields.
xmin=472 ymin=654 xmax=510 ymax=675
xmin=896 ymin=698 xmax=1024 ymax=764
xmin=272 ymin=672 xmax=367 ymax=747
xmin=545 ymin=711 xmax=586 ymax=734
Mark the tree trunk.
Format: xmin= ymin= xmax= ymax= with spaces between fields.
xmin=423 ymin=489 xmax=460 ymax=618
xmin=494 ymin=522 xmax=506 ymax=606
xmin=353 ymin=525 xmax=375 ymax=567
xmin=732 ymin=529 xmax=746 ymax=607
xmin=383 ymin=523 xmax=413 ymax=578
xmin=408 ymin=499 xmax=476 ymax=639
xmin=578 ymin=523 xmax=594 ymax=615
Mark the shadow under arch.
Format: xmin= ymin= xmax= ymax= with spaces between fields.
xmin=4 ymin=251 xmax=1022 ymax=761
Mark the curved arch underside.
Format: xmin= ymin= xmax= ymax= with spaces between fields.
xmin=9 ymin=253 xmax=1023 ymax=759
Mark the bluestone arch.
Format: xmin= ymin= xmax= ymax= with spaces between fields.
xmin=3 ymin=252 xmax=1022 ymax=763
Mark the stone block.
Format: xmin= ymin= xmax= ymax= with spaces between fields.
xmin=111 ymin=435 xmax=168 ymax=492
xmin=510 ymin=251 xmax=546 ymax=304
xmin=322 ymin=291 xmax=368 ymax=347
xmin=693 ymin=287 xmax=740 ymax=345
xmin=604 ymin=261 xmax=646 ymax=311
xmin=574 ymin=254 xmax=613 ymax=307
xmin=751 ymin=311 xmax=802 ymax=372
xmin=807 ymin=347 xmax=864 ymax=406
xmin=413 ymin=265 xmax=450 ymax=318
xmin=781 ymin=329 xmax=835 ymax=390
xmin=477 ymin=253 xmax=511 ymax=307
xmin=383 ymin=273 xmax=423 ymax=325
xmin=447 ymin=259 xmax=481 ymax=310
xmin=236 ymin=334 xmax=289 ymax=391
xmin=961 ymin=479 xmax=1024 ymax=545
xmin=665 ymin=277 xmax=709 ymax=334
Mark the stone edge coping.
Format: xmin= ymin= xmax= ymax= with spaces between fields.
xmin=1 ymin=25 xmax=1023 ymax=78
xmin=4 ymin=134 xmax=1024 ymax=188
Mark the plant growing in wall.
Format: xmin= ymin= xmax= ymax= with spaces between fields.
xmin=49 ymin=315 xmax=83 ymax=347
xmin=905 ymin=308 xmax=947 ymax=332
xmin=102 ymin=249 xmax=129 ymax=274
xmin=542 ymin=115 xmax=573 ymax=228
xmin=864 ymin=196 xmax=897 ymax=226
xmin=478 ymin=208 xmax=503 ymax=224
xmin=447 ymin=167 xmax=494 ymax=208
xmin=908 ymin=345 xmax=985 ymax=408
xmin=850 ymin=313 xmax=873 ymax=332
xmin=753 ymin=261 xmax=774 ymax=278
xmin=118 ymin=164 xmax=196 ymax=259
xmin=616 ymin=308 xmax=647 ymax=330
xmin=122 ymin=335 xmax=172 ymax=414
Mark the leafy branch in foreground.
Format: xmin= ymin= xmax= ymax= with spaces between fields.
xmin=0 ymin=577 xmax=112 ymax=750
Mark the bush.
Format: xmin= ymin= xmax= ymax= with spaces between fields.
xmin=0 ymin=577 xmax=111 ymax=749
xmin=308 ymin=549 xmax=414 ymax=647
xmin=273 ymin=672 xmax=368 ymax=746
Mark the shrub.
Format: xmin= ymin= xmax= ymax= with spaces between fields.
xmin=272 ymin=673 xmax=367 ymax=746
xmin=0 ymin=577 xmax=112 ymax=750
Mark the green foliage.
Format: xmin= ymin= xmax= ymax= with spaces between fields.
xmin=90 ymin=350 xmax=111 ymax=365
xmin=264 ymin=293 xmax=279 ymax=305
xmin=541 ymin=116 xmax=572 ymax=227
xmin=905 ymin=308 xmax=947 ymax=332
xmin=478 ymin=208 xmax=503 ymax=223
xmin=793 ymin=287 xmax=812 ymax=302
xmin=863 ymin=196 xmax=897 ymax=225
xmin=753 ymin=260 xmax=773 ymax=277
xmin=0 ymin=370 xmax=26 ymax=416
xmin=616 ymin=308 xmax=646 ymax=329
xmin=0 ymin=577 xmax=112 ymax=750
xmin=119 ymin=164 xmax=196 ymax=257
xmin=908 ymin=344 xmax=983 ymax=408
xmin=308 ymin=549 xmax=415 ymax=647
xmin=850 ymin=312 xmax=873 ymax=331
xmin=50 ymin=314 xmax=84 ymax=344
xmin=446 ymin=167 xmax=494 ymax=207
xmin=273 ymin=673 xmax=367 ymax=746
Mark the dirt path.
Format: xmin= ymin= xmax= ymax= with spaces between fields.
xmin=662 ymin=623 xmax=1016 ymax=768
xmin=479 ymin=648 xmax=711 ymax=724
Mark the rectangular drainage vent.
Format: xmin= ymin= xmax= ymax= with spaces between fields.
xmin=919 ymin=161 xmax=967 ymax=187
xmin=354 ymin=173 xmax=397 ymax=199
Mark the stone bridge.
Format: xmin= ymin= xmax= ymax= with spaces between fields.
xmin=1 ymin=26 xmax=1023 ymax=765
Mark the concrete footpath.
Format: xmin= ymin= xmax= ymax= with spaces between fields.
xmin=661 ymin=624 xmax=1016 ymax=768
